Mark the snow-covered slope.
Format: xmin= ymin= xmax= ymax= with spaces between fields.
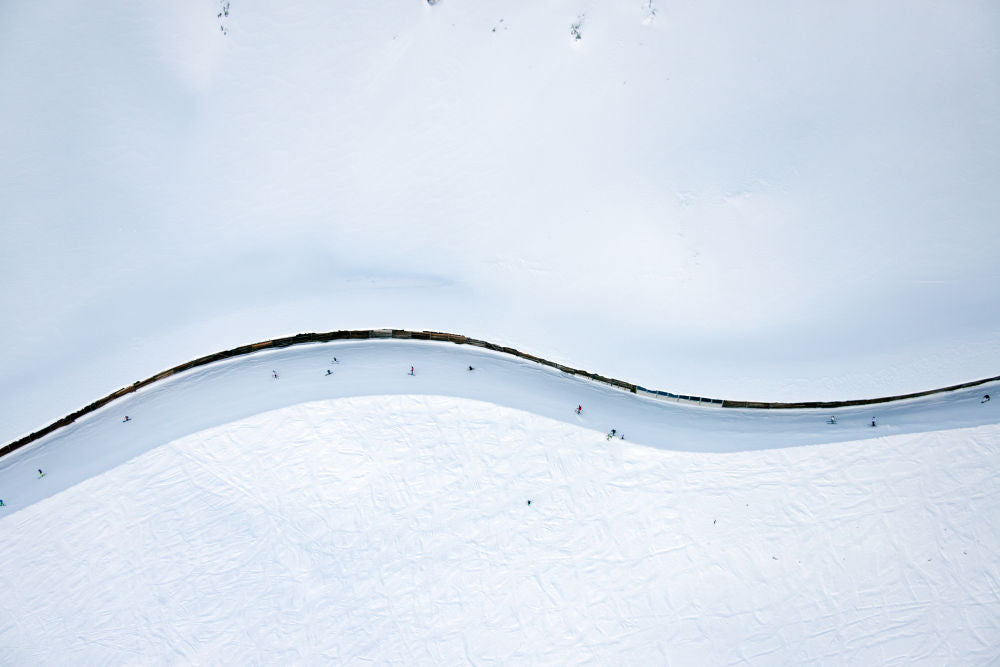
xmin=4 ymin=340 xmax=999 ymax=511
xmin=2 ymin=391 xmax=998 ymax=663
xmin=1 ymin=341 xmax=998 ymax=662
xmin=2 ymin=1 xmax=999 ymax=443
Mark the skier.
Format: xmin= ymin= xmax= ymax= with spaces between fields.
xmin=871 ymin=417 xmax=877 ymax=427
xmin=468 ymin=365 xmax=474 ymax=371
xmin=122 ymin=416 xmax=131 ymax=423
xmin=0 ymin=499 xmax=4 ymax=507
xmin=326 ymin=369 xmax=332 ymax=376
xmin=272 ymin=370 xmax=279 ymax=380
xmin=37 ymin=469 xmax=44 ymax=478
xmin=827 ymin=416 xmax=836 ymax=424
xmin=409 ymin=366 xmax=415 ymax=375
xmin=983 ymin=394 xmax=991 ymax=404
xmin=333 ymin=357 xmax=338 ymax=363
xmin=576 ymin=405 xmax=582 ymax=415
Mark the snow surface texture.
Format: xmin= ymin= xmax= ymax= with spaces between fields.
xmin=1 ymin=341 xmax=999 ymax=662
xmin=2 ymin=1 xmax=1000 ymax=443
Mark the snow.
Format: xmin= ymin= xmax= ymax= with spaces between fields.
xmin=2 ymin=1 xmax=999 ymax=660
xmin=1 ymin=341 xmax=999 ymax=662
xmin=2 ymin=1 xmax=1000 ymax=443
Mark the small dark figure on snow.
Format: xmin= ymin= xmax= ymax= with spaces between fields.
xmin=333 ymin=357 xmax=338 ymax=363
xmin=37 ymin=469 xmax=44 ymax=477
xmin=526 ymin=499 xmax=531 ymax=505
xmin=871 ymin=417 xmax=877 ymax=427
xmin=827 ymin=416 xmax=836 ymax=424
xmin=983 ymin=394 xmax=991 ymax=404
xmin=576 ymin=405 xmax=582 ymax=414
xmin=611 ymin=429 xmax=616 ymax=436
xmin=272 ymin=370 xmax=279 ymax=379
xmin=122 ymin=416 xmax=131 ymax=423
xmin=409 ymin=366 xmax=415 ymax=375
xmin=0 ymin=499 xmax=5 ymax=507
xmin=326 ymin=369 xmax=332 ymax=376
xmin=468 ymin=365 xmax=474 ymax=371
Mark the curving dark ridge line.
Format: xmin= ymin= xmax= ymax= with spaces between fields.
xmin=3 ymin=328 xmax=998 ymax=459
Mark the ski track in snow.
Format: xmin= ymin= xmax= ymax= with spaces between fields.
xmin=0 ymin=341 xmax=998 ymax=663
xmin=3 ymin=340 xmax=999 ymax=513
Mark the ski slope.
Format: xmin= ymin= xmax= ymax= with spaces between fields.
xmin=2 ymin=0 xmax=999 ymax=660
xmin=1 ymin=341 xmax=998 ymax=663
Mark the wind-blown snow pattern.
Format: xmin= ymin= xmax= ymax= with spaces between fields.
xmin=1 ymin=341 xmax=998 ymax=663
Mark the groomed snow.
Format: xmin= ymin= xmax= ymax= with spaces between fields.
xmin=1 ymin=342 xmax=998 ymax=662
xmin=2 ymin=396 xmax=999 ymax=664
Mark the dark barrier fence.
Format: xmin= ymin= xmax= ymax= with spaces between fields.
xmin=2 ymin=329 xmax=998 ymax=459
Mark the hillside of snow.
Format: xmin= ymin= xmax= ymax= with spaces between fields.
xmin=2 ymin=1 xmax=999 ymax=660
xmin=2 ymin=1 xmax=999 ymax=444
xmin=1 ymin=340 xmax=999 ymax=663
xmin=0 ymin=409 xmax=983 ymax=662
